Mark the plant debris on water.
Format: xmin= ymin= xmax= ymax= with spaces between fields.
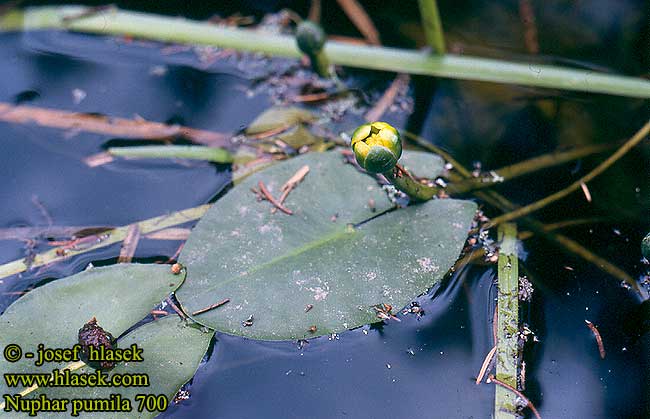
xmin=0 ymin=1 xmax=648 ymax=418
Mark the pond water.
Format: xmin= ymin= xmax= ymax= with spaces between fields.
xmin=1 ymin=1 xmax=648 ymax=418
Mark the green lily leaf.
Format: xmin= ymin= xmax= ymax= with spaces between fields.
xmin=1 ymin=317 xmax=213 ymax=418
xmin=176 ymin=151 xmax=476 ymax=340
xmin=245 ymin=106 xmax=315 ymax=135
xmin=0 ymin=264 xmax=213 ymax=418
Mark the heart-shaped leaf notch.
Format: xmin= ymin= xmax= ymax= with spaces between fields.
xmin=176 ymin=151 xmax=477 ymax=340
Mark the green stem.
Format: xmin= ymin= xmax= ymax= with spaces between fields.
xmin=418 ymin=0 xmax=446 ymax=54
xmin=384 ymin=168 xmax=437 ymax=201
xmin=495 ymin=223 xmax=519 ymax=419
xmin=448 ymin=142 xmax=614 ymax=194
xmin=108 ymin=145 xmax=233 ymax=163
xmin=517 ymin=217 xmax=610 ymax=240
xmin=3 ymin=6 xmax=650 ymax=98
xmin=486 ymin=119 xmax=650 ymax=228
xmin=402 ymin=131 xmax=640 ymax=292
xmin=307 ymin=50 xmax=330 ymax=78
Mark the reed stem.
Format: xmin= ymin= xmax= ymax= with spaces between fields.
xmin=2 ymin=6 xmax=650 ymax=98
xmin=418 ymin=0 xmax=446 ymax=54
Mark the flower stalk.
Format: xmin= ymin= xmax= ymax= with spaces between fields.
xmin=351 ymin=121 xmax=438 ymax=201
xmin=296 ymin=20 xmax=330 ymax=77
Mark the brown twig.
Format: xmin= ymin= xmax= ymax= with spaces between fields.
xmin=476 ymin=345 xmax=497 ymax=384
xmin=246 ymin=124 xmax=291 ymax=140
xmin=150 ymin=309 xmax=168 ymax=316
xmin=117 ymin=224 xmax=140 ymax=263
xmin=336 ymin=0 xmax=381 ymax=45
xmin=164 ymin=242 xmax=185 ymax=264
xmin=0 ymin=102 xmax=230 ymax=147
xmin=165 ymin=296 xmax=187 ymax=320
xmin=191 ymin=298 xmax=231 ymax=316
xmin=278 ymin=165 xmax=310 ymax=204
xmin=518 ymin=0 xmax=539 ymax=54
xmin=145 ymin=228 xmax=191 ymax=240
xmin=580 ymin=182 xmax=592 ymax=202
xmin=31 ymin=195 xmax=53 ymax=226
xmin=258 ymin=181 xmax=293 ymax=215
xmin=308 ymin=0 xmax=321 ymax=22
xmin=290 ymin=92 xmax=334 ymax=103
xmin=487 ymin=374 xmax=542 ymax=419
xmin=365 ymin=73 xmax=410 ymax=122
xmin=585 ymin=320 xmax=606 ymax=359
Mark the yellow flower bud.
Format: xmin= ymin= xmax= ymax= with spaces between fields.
xmin=351 ymin=122 xmax=402 ymax=173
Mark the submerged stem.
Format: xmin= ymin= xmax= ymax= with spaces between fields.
xmin=448 ymin=142 xmax=615 ymax=194
xmin=402 ymin=131 xmax=640 ymax=292
xmin=0 ymin=205 xmax=210 ymax=281
xmin=486 ymin=119 xmax=650 ymax=228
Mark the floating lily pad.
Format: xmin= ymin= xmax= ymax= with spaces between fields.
xmin=1 ymin=317 xmax=213 ymax=419
xmin=0 ymin=264 xmax=187 ymax=398
xmin=176 ymin=151 xmax=476 ymax=340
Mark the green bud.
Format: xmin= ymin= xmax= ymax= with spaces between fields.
xmin=351 ymin=122 xmax=402 ymax=173
xmin=643 ymin=232 xmax=650 ymax=259
xmin=296 ymin=21 xmax=326 ymax=55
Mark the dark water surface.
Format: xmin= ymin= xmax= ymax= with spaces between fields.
xmin=1 ymin=1 xmax=649 ymax=418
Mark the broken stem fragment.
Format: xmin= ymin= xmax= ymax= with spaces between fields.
xmin=487 ymin=374 xmax=542 ymax=419
xmin=278 ymin=165 xmax=310 ymax=205
xmin=192 ymin=298 xmax=231 ymax=316
xmin=476 ymin=345 xmax=497 ymax=385
xmin=585 ymin=319 xmax=606 ymax=359
xmin=258 ymin=181 xmax=293 ymax=215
